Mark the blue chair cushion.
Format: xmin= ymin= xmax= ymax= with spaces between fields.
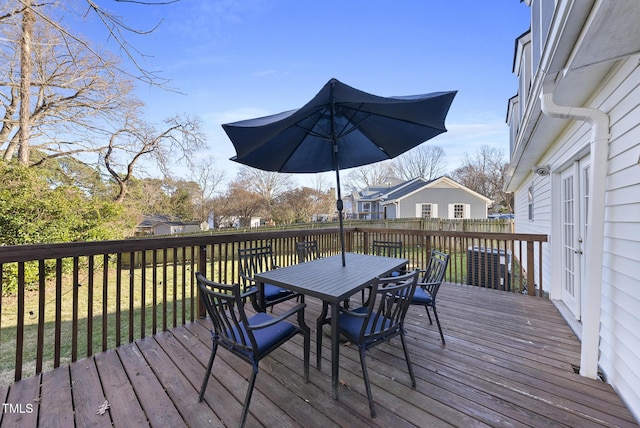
xmin=412 ymin=287 xmax=433 ymax=305
xmin=230 ymin=312 xmax=297 ymax=355
xmin=338 ymin=307 xmax=392 ymax=340
xmin=264 ymin=283 xmax=293 ymax=301
xmin=391 ymin=271 xmax=400 ymax=277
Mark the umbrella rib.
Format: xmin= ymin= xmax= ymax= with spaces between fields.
xmin=335 ymin=108 xmax=371 ymax=139
xmin=294 ymin=107 xmax=333 ymax=141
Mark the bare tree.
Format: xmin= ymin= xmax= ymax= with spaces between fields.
xmin=2 ymin=0 xmax=177 ymax=167
xmin=344 ymin=162 xmax=397 ymax=192
xmin=31 ymin=0 xmax=177 ymax=86
xmin=17 ymin=0 xmax=34 ymax=164
xmin=103 ymin=114 xmax=206 ymax=203
xmin=1 ymin=9 xmax=137 ymax=164
xmin=393 ymin=145 xmax=447 ymax=180
xmin=189 ymin=156 xmax=226 ymax=222
xmin=450 ymin=145 xmax=513 ymax=212
xmin=217 ymin=180 xmax=263 ymax=228
xmin=236 ymin=167 xmax=295 ymax=216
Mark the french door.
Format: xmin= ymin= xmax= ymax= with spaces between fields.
xmin=560 ymin=154 xmax=590 ymax=320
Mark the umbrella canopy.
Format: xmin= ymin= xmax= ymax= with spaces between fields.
xmin=224 ymin=78 xmax=456 ymax=265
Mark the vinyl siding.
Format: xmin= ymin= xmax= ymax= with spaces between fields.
xmin=396 ymin=187 xmax=487 ymax=219
xmin=513 ymin=55 xmax=640 ymax=419
xmin=598 ymin=58 xmax=640 ymax=415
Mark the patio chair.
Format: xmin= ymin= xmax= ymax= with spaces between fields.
xmin=318 ymin=270 xmax=420 ymax=418
xmin=362 ymin=239 xmax=405 ymax=302
xmin=238 ymin=244 xmax=300 ymax=312
xmin=295 ymin=239 xmax=319 ymax=263
xmin=196 ymin=272 xmax=310 ymax=428
xmin=411 ymin=249 xmax=449 ymax=344
xmin=372 ymin=239 xmax=405 ymax=277
xmin=372 ymin=239 xmax=403 ymax=258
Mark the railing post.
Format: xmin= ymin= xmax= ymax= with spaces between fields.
xmin=198 ymin=245 xmax=207 ymax=318
xmin=527 ymin=241 xmax=535 ymax=296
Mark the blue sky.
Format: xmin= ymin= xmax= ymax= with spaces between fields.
xmin=80 ymin=0 xmax=530 ymax=187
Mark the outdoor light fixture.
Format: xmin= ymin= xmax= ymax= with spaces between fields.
xmin=532 ymin=164 xmax=551 ymax=176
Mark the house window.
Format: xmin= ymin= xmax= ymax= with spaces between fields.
xmin=453 ymin=204 xmax=464 ymax=219
xmin=528 ymin=183 xmax=534 ymax=221
xmin=362 ymin=202 xmax=371 ymax=212
xmin=421 ymin=204 xmax=432 ymax=219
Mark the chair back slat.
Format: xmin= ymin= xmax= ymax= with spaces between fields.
xmin=196 ymin=273 xmax=256 ymax=354
xmin=238 ymin=244 xmax=276 ymax=290
xmin=296 ymin=240 xmax=319 ymax=263
xmin=372 ymin=240 xmax=403 ymax=258
xmin=420 ymin=249 xmax=449 ymax=297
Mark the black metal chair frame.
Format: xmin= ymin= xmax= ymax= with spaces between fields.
xmin=196 ymin=272 xmax=310 ymax=427
xmin=318 ymin=270 xmax=420 ymax=417
xmin=371 ymin=239 xmax=403 ymax=258
xmin=414 ymin=249 xmax=449 ymax=344
xmin=238 ymin=244 xmax=300 ymax=312
xmin=362 ymin=239 xmax=405 ymax=302
xmin=295 ymin=239 xmax=319 ymax=263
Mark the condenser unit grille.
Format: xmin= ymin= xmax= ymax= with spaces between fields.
xmin=466 ymin=246 xmax=512 ymax=291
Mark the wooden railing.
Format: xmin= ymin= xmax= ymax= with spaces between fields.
xmin=0 ymin=227 xmax=546 ymax=384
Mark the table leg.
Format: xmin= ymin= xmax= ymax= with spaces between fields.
xmin=258 ymin=282 xmax=266 ymax=312
xmin=331 ymin=302 xmax=339 ymax=400
xmin=316 ymin=302 xmax=329 ymax=370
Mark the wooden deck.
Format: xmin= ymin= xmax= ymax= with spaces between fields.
xmin=1 ymin=283 xmax=637 ymax=427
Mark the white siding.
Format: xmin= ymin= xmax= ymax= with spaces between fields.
xmin=598 ymin=59 xmax=640 ymax=416
xmin=513 ymin=56 xmax=640 ymax=419
xmin=396 ymin=187 xmax=487 ymax=219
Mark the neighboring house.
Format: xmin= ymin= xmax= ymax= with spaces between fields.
xmin=506 ymin=0 xmax=640 ymax=420
xmin=349 ymin=176 xmax=491 ymax=220
xmin=135 ymin=215 xmax=204 ymax=236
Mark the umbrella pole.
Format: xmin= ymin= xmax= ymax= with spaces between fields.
xmin=330 ymin=81 xmax=347 ymax=267
xmin=335 ymin=169 xmax=346 ymax=267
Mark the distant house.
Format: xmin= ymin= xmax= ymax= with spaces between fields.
xmin=506 ymin=0 xmax=640 ymax=419
xmin=348 ymin=177 xmax=491 ymax=220
xmin=135 ymin=215 xmax=204 ymax=237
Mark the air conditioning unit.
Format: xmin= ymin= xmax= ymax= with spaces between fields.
xmin=466 ymin=246 xmax=512 ymax=291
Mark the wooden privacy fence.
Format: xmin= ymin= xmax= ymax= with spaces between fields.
xmin=0 ymin=227 xmax=545 ymax=383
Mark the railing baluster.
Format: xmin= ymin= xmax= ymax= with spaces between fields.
xmin=72 ymin=257 xmax=79 ymax=362
xmin=102 ymin=254 xmax=108 ymax=352
xmin=181 ymin=247 xmax=186 ymax=326
xmin=54 ymin=259 xmax=62 ymax=368
xmin=16 ymin=262 xmax=25 ymax=381
xmin=87 ymin=256 xmax=94 ymax=357
xmin=129 ymin=251 xmax=135 ymax=343
xmin=190 ymin=246 xmax=196 ymax=322
xmin=152 ymin=249 xmax=158 ymax=335
xmin=141 ymin=250 xmax=146 ymax=339
xmin=36 ymin=260 xmax=45 ymax=373
xmin=162 ymin=248 xmax=167 ymax=332
xmin=173 ymin=247 xmax=178 ymax=328
xmin=116 ymin=253 xmax=122 ymax=347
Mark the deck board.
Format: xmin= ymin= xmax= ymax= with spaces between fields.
xmin=3 ymin=283 xmax=638 ymax=427
xmin=94 ymin=349 xmax=149 ymax=428
xmin=40 ymin=367 xmax=74 ymax=428
xmin=69 ymin=358 xmax=112 ymax=428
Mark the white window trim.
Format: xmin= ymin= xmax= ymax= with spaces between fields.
xmin=415 ymin=203 xmax=437 ymax=219
xmin=448 ymin=203 xmax=471 ymax=219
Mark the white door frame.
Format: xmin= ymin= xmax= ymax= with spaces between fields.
xmin=559 ymin=154 xmax=590 ymax=320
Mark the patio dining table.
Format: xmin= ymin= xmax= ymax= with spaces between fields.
xmin=255 ymin=252 xmax=408 ymax=399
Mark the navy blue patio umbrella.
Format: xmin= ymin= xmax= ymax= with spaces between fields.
xmin=223 ymin=78 xmax=456 ymax=266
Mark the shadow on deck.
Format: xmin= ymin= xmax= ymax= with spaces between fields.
xmin=1 ymin=283 xmax=637 ymax=427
